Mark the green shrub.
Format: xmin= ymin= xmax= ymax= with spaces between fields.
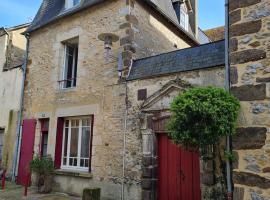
xmin=30 ymin=156 xmax=54 ymax=175
xmin=30 ymin=156 xmax=54 ymax=193
xmin=167 ymin=86 xmax=240 ymax=147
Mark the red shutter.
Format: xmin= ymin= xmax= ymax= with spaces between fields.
xmin=54 ymin=118 xmax=64 ymax=169
xmin=17 ymin=119 xmax=36 ymax=186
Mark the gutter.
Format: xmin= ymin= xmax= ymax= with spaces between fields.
xmin=11 ymin=33 xmax=30 ymax=181
xmin=224 ymin=0 xmax=233 ymax=199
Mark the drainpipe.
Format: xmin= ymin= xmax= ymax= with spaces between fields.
xmin=225 ymin=0 xmax=233 ymax=199
xmin=121 ymin=80 xmax=128 ymax=200
xmin=121 ymin=58 xmax=133 ymax=200
xmin=11 ymin=33 xmax=30 ymax=181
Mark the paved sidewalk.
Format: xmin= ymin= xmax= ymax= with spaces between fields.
xmin=0 ymin=182 xmax=81 ymax=200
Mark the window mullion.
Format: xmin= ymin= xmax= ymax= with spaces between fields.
xmin=67 ymin=120 xmax=71 ymax=168
xmin=78 ymin=119 xmax=82 ymax=168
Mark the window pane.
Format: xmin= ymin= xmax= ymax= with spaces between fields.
xmin=71 ymin=119 xmax=79 ymax=127
xmin=64 ymin=128 xmax=69 ymax=157
xmin=81 ymin=127 xmax=90 ymax=158
xmin=85 ymin=159 xmax=89 ymax=168
xmin=70 ymin=127 xmax=79 ymax=158
xmin=63 ymin=41 xmax=78 ymax=89
xmin=63 ymin=158 xmax=67 ymax=165
xmin=82 ymin=119 xmax=90 ymax=127
xmin=42 ymin=133 xmax=48 ymax=157
xmin=66 ymin=46 xmax=74 ymax=88
xmin=73 ymin=47 xmax=78 ymax=87
xmin=65 ymin=120 xmax=69 ymax=127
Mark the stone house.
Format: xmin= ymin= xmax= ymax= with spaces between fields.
xmin=11 ymin=0 xmax=270 ymax=200
xmin=0 ymin=23 xmax=28 ymax=173
xmin=18 ymin=0 xmax=206 ymax=198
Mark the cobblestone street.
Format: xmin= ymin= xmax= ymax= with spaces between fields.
xmin=0 ymin=182 xmax=80 ymax=200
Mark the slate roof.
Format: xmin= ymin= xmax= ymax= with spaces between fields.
xmin=26 ymin=0 xmax=105 ymax=33
xmin=26 ymin=0 xmax=198 ymax=43
xmin=127 ymin=40 xmax=225 ymax=81
xmin=198 ymin=28 xmax=212 ymax=44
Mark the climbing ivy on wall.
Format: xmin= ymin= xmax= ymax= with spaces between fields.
xmin=167 ymin=87 xmax=240 ymax=148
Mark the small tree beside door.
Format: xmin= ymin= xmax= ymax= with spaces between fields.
xmin=166 ymin=86 xmax=240 ymax=199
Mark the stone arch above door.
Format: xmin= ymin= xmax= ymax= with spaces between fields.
xmin=140 ymin=79 xmax=191 ymax=113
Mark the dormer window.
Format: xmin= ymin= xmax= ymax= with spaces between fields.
xmin=65 ymin=0 xmax=80 ymax=10
xmin=180 ymin=3 xmax=189 ymax=31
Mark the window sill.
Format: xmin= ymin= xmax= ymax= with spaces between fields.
xmin=54 ymin=169 xmax=93 ymax=179
xmin=56 ymin=87 xmax=77 ymax=93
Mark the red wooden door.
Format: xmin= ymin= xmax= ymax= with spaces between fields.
xmin=157 ymin=134 xmax=201 ymax=200
xmin=17 ymin=119 xmax=36 ymax=186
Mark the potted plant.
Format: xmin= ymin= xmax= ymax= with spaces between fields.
xmin=30 ymin=156 xmax=54 ymax=193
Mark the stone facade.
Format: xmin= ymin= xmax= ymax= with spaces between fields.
xmin=23 ymin=1 xmax=195 ymax=199
xmin=229 ymin=0 xmax=270 ymax=199
xmin=0 ymin=24 xmax=27 ymax=174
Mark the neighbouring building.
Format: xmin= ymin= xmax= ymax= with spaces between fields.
xmin=204 ymin=26 xmax=225 ymax=42
xmin=229 ymin=0 xmax=270 ymax=199
xmin=0 ymin=23 xmax=28 ymax=174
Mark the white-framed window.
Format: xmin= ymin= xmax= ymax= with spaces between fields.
xmin=180 ymin=4 xmax=189 ymax=31
xmin=61 ymin=117 xmax=92 ymax=172
xmin=65 ymin=0 xmax=81 ymax=10
xmin=60 ymin=38 xmax=79 ymax=89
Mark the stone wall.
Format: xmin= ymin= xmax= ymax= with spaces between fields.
xmin=0 ymin=26 xmax=26 ymax=174
xmin=23 ymin=0 xmax=194 ymax=199
xmin=229 ymin=0 xmax=270 ymax=199
xmin=132 ymin=1 xmax=193 ymax=59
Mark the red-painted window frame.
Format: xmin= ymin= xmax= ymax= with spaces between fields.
xmin=39 ymin=119 xmax=49 ymax=157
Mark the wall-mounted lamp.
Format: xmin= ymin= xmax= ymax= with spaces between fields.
xmin=98 ymin=33 xmax=119 ymax=62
